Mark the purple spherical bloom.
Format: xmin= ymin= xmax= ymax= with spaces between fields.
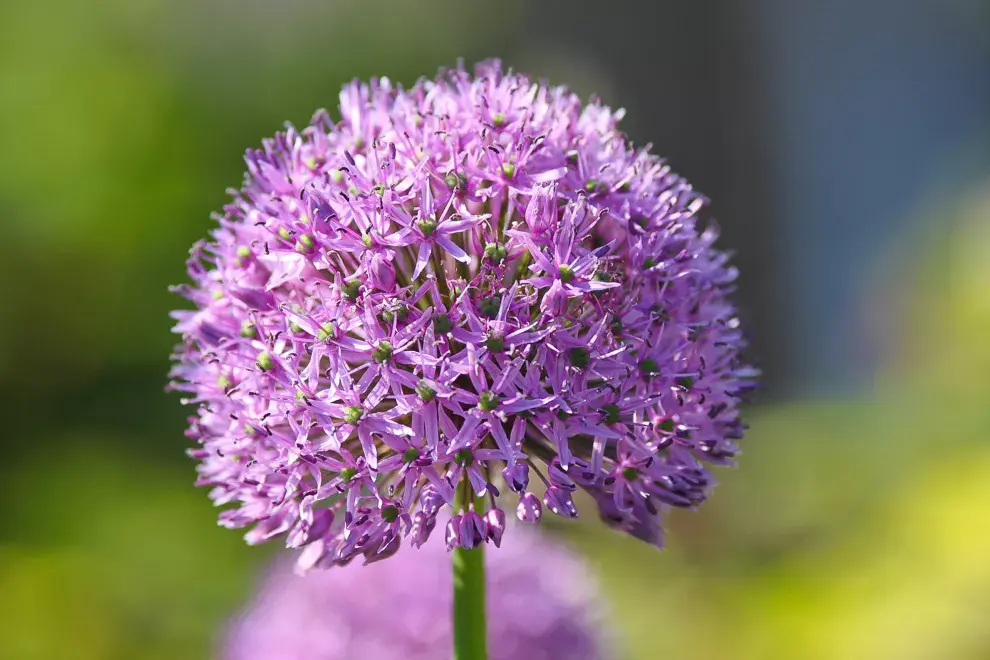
xmin=223 ymin=525 xmax=611 ymax=660
xmin=169 ymin=59 xmax=755 ymax=567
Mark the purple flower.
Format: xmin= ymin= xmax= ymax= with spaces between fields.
xmin=223 ymin=524 xmax=611 ymax=660
xmin=169 ymin=59 xmax=755 ymax=568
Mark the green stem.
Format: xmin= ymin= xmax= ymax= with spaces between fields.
xmin=452 ymin=487 xmax=487 ymax=660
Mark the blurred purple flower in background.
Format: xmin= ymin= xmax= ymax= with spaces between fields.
xmin=169 ymin=59 xmax=755 ymax=569
xmin=223 ymin=523 xmax=611 ymax=660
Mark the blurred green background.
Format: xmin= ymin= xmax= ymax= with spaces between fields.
xmin=1 ymin=1 xmax=988 ymax=658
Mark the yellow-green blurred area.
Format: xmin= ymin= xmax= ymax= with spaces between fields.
xmin=2 ymin=0 xmax=989 ymax=658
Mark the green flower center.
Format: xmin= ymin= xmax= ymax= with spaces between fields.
xmin=382 ymin=305 xmax=409 ymax=324
xmin=372 ymin=341 xmax=394 ymax=364
xmin=478 ymin=391 xmax=500 ymax=412
xmin=316 ymin=321 xmax=335 ymax=342
xmin=343 ymin=406 xmax=363 ymax=425
xmin=601 ymin=404 xmax=621 ymax=425
xmin=484 ymin=333 xmax=506 ymax=353
xmin=445 ymin=172 xmax=467 ymax=189
xmin=416 ymin=380 xmax=437 ymax=403
xmin=433 ymin=313 xmax=452 ymax=335
xmin=479 ymin=296 xmax=501 ymax=318
xmin=568 ymin=347 xmax=590 ymax=368
xmin=484 ymin=242 xmax=508 ymax=264
xmin=342 ymin=280 xmax=361 ymax=301
xmin=256 ymin=351 xmax=273 ymax=371
xmin=621 ymin=467 xmax=640 ymax=481
xmin=639 ymin=358 xmax=660 ymax=376
xmin=418 ymin=218 xmax=438 ymax=237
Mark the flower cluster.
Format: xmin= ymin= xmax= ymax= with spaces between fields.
xmin=170 ymin=59 xmax=755 ymax=568
xmin=223 ymin=523 xmax=610 ymax=660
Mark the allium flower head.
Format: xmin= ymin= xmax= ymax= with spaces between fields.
xmin=170 ymin=59 xmax=755 ymax=567
xmin=223 ymin=523 xmax=610 ymax=660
